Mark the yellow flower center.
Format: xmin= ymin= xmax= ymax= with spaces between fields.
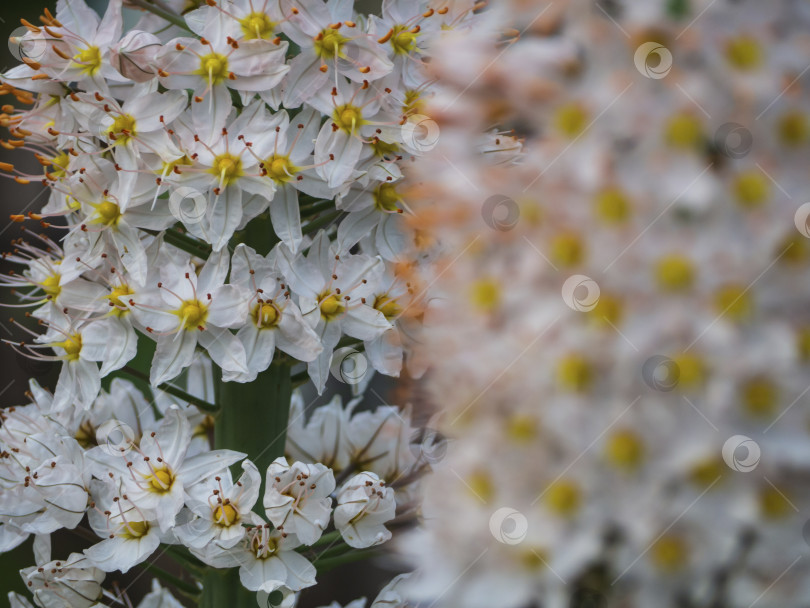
xmin=732 ymin=171 xmax=769 ymax=208
xmin=198 ymin=52 xmax=230 ymax=84
xmin=314 ymin=28 xmax=348 ymax=60
xmin=214 ymin=503 xmax=239 ymax=526
xmin=41 ymin=273 xmax=61 ymax=298
xmin=390 ymin=25 xmax=418 ymax=55
xmin=372 ymin=139 xmax=400 ymax=158
xmin=108 ymin=284 xmax=134 ymax=317
xmin=651 ymin=534 xmax=689 ymax=573
xmin=177 ymin=300 xmax=208 ymax=330
xmin=670 ymin=353 xmax=707 ymax=389
xmin=506 ymin=413 xmax=538 ymax=443
xmin=319 ymin=293 xmax=345 ymax=320
xmin=73 ymin=46 xmax=102 ymax=75
xmin=240 ymin=12 xmax=276 ymax=40
xmin=147 ymin=468 xmax=174 ymax=493
xmin=557 ymin=354 xmax=593 ymax=392
xmin=759 ymin=485 xmax=792 ymax=520
xmin=95 ymin=200 xmax=122 ymax=227
xmin=665 ymin=113 xmax=703 ymax=149
xmin=797 ymin=327 xmax=810 ymax=362
xmin=740 ymin=376 xmax=779 ymax=419
xmin=554 ymin=103 xmax=588 ymax=138
xmin=469 ymin=278 xmax=501 ymax=312
xmin=252 ymin=302 xmax=280 ymax=328
xmin=605 ymin=429 xmax=644 ymax=471
xmin=689 ymin=458 xmax=725 ymax=489
xmin=713 ymin=283 xmax=752 ymax=321
xmin=777 ymin=110 xmax=808 ymax=146
xmin=160 ymin=155 xmax=193 ymax=175
xmin=264 ymin=154 xmax=298 ymax=183
xmin=333 ymin=104 xmax=365 ymax=135
xmin=49 ymin=152 xmax=70 ymax=178
xmin=594 ymin=187 xmax=631 ymax=224
xmin=57 ymin=335 xmax=82 ymax=361
xmin=373 ymin=294 xmax=402 ymax=320
xmin=466 ymin=470 xmax=493 ymax=503
xmin=588 ymin=293 xmax=623 ymax=328
xmin=403 ymin=89 xmax=424 ymax=114
xmin=550 ymin=232 xmax=586 ymax=267
xmin=543 ymin=479 xmax=582 ymax=517
xmin=655 ymin=254 xmax=695 ymax=292
xmin=725 ymin=35 xmax=762 ymax=70
xmin=107 ymin=114 xmax=137 ymax=145
xmin=210 ymin=153 xmax=243 ymax=186
xmin=373 ymin=182 xmax=401 ymax=212
xmin=122 ymin=520 xmax=150 ymax=539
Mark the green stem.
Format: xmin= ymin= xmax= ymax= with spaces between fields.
xmin=119 ymin=366 xmax=219 ymax=413
xmin=129 ymin=0 xmax=194 ymax=33
xmin=314 ymin=549 xmax=380 ymax=573
xmin=302 ymin=210 xmax=343 ymax=235
xmin=310 ymin=530 xmax=342 ymax=547
xmin=139 ymin=560 xmax=200 ymax=596
xmin=202 ymin=358 xmax=293 ymax=608
xmin=300 ymin=199 xmax=335 ymax=216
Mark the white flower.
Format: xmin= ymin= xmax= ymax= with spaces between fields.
xmin=87 ymin=406 xmax=245 ymax=531
xmin=175 ymin=459 xmax=263 ymax=549
xmin=286 ymin=393 xmax=354 ymax=471
xmin=334 ymin=472 xmax=395 ymax=548
xmin=20 ymin=552 xmax=105 ymax=607
xmin=263 ymin=457 xmax=335 ymax=545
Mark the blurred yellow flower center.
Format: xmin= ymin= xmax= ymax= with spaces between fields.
xmin=177 ymin=300 xmax=208 ymax=330
xmin=759 ymin=486 xmax=792 ymax=519
xmin=605 ymin=429 xmax=644 ymax=471
xmin=73 ymin=46 xmax=102 ymax=75
xmin=725 ymin=35 xmax=762 ymax=70
xmin=49 ymin=152 xmax=70 ymax=177
xmin=713 ymin=284 xmax=752 ymax=321
xmin=198 ymin=52 xmax=230 ymax=84
xmin=58 ymin=335 xmax=82 ymax=361
xmin=469 ymin=278 xmax=501 ymax=312
xmin=466 ymin=470 xmax=493 ymax=503
xmin=240 ymin=12 xmax=276 ymax=40
xmin=655 ymin=254 xmax=695 ymax=292
xmin=797 ymin=327 xmax=810 ymax=362
xmin=588 ymin=293 xmax=623 ymax=328
xmin=210 ymin=153 xmax=243 ymax=186
xmin=651 ymin=534 xmax=689 ymax=572
xmin=252 ymin=302 xmax=280 ymax=328
xmin=550 ymin=232 xmax=585 ymax=267
xmin=543 ymin=479 xmax=581 ymax=517
xmin=506 ymin=413 xmax=538 ymax=442
xmin=740 ymin=376 xmax=779 ymax=419
xmin=689 ymin=458 xmax=725 ymax=489
xmin=670 ymin=353 xmax=707 ymax=388
xmin=319 ymin=293 xmax=345 ymax=320
xmin=147 ymin=468 xmax=174 ymax=493
xmin=732 ymin=171 xmax=769 ymax=208
xmin=403 ymin=89 xmax=424 ymax=114
xmin=333 ymin=104 xmax=365 ymax=134
xmin=554 ymin=103 xmax=588 ymax=137
xmin=214 ymin=503 xmax=239 ymax=526
xmin=594 ymin=188 xmax=631 ymax=223
xmin=557 ymin=354 xmax=593 ymax=392
xmin=777 ymin=111 xmax=808 ymax=146
xmin=665 ymin=113 xmax=703 ymax=148
xmin=315 ymin=29 xmax=348 ymax=59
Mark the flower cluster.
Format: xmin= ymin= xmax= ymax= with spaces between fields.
xmin=0 ymin=0 xmax=476 ymax=604
xmin=0 ymin=370 xmax=429 ymax=603
xmin=399 ymin=1 xmax=810 ymax=608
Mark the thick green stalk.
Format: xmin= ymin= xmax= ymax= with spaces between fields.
xmin=201 ymin=358 xmax=293 ymax=608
